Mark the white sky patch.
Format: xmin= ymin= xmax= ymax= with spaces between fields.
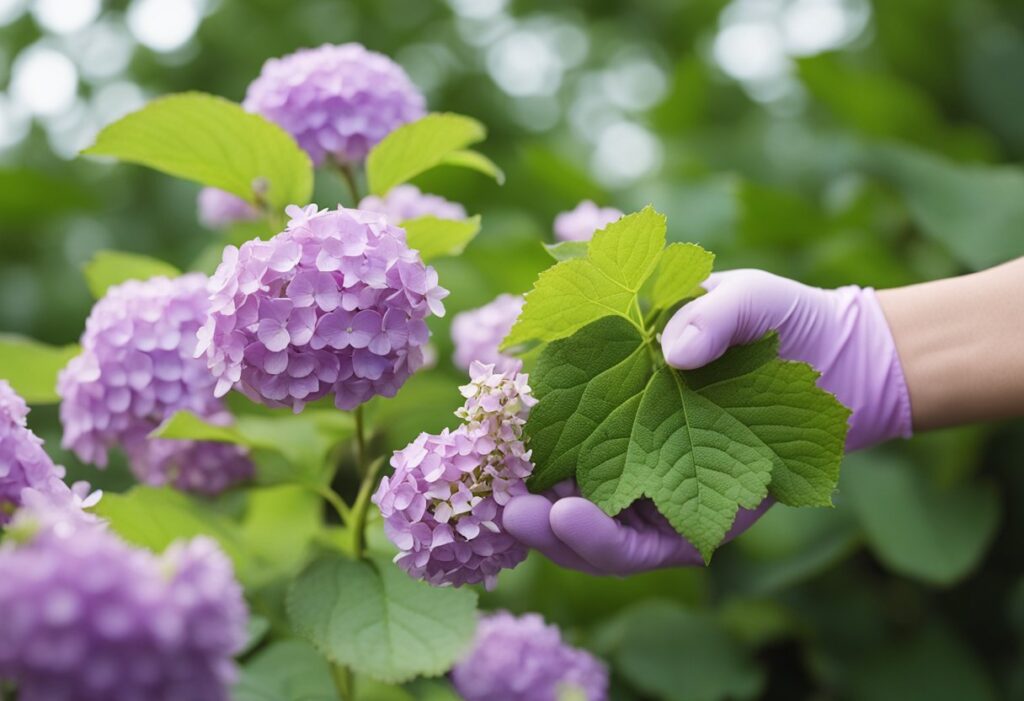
xmin=31 ymin=0 xmax=100 ymax=35
xmin=487 ymin=28 xmax=564 ymax=97
xmin=0 ymin=0 xmax=26 ymax=26
xmin=127 ymin=0 xmax=203 ymax=53
xmin=10 ymin=44 xmax=78 ymax=117
xmin=0 ymin=92 xmax=30 ymax=149
xmin=447 ymin=0 xmax=506 ymax=19
xmin=591 ymin=121 xmax=662 ymax=187
xmin=64 ymin=18 xmax=136 ymax=82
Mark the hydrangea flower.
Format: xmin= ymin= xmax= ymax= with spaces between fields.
xmin=243 ymin=43 xmax=426 ymax=166
xmin=198 ymin=204 xmax=447 ymax=412
xmin=58 ymin=274 xmax=253 ymax=494
xmin=0 ymin=380 xmax=74 ymax=522
xmin=451 ymin=611 xmax=609 ymax=701
xmin=451 ymin=294 xmax=524 ymax=373
xmin=554 ymin=200 xmax=624 ymax=242
xmin=359 ymin=185 xmax=467 ymax=224
xmin=373 ymin=361 xmax=536 ymax=588
xmin=0 ymin=500 xmax=247 ymax=701
xmin=197 ymin=187 xmax=260 ymax=230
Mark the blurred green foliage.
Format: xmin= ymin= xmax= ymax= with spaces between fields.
xmin=3 ymin=0 xmax=1024 ymax=698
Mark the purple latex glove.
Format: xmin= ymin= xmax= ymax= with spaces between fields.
xmin=504 ymin=269 xmax=912 ymax=575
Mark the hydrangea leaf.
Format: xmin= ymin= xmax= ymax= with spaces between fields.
xmin=649 ymin=243 xmax=714 ymax=311
xmin=82 ymin=92 xmax=313 ymax=213
xmin=403 ymin=214 xmax=482 ymax=262
xmin=287 ymin=554 xmax=478 ymax=683
xmin=504 ymin=206 xmax=666 ymax=348
xmin=83 ymin=250 xmax=182 ymax=299
xmin=367 ymin=113 xmax=492 ymax=195
xmin=524 ymin=316 xmax=849 ymax=561
xmin=234 ymin=639 xmax=340 ymax=701
xmin=543 ymin=241 xmax=589 ymax=262
xmin=0 ymin=334 xmax=80 ymax=404
xmin=439 ymin=149 xmax=505 ymax=185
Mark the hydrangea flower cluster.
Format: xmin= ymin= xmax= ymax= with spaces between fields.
xmin=359 ymin=185 xmax=467 ymax=224
xmin=197 ymin=187 xmax=260 ymax=230
xmin=243 ymin=43 xmax=426 ymax=166
xmin=451 ymin=611 xmax=609 ymax=701
xmin=0 ymin=501 xmax=247 ymax=701
xmin=0 ymin=381 xmax=74 ymax=522
xmin=198 ymin=204 xmax=447 ymax=411
xmin=57 ymin=274 xmax=253 ymax=494
xmin=554 ymin=200 xmax=624 ymax=242
xmin=373 ymin=361 xmax=536 ymax=589
xmin=451 ymin=293 xmax=524 ymax=373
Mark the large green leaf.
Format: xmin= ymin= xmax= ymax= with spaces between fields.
xmin=0 ymin=335 xmax=80 ymax=404
xmin=526 ymin=316 xmax=848 ymax=561
xmin=234 ymin=639 xmax=340 ymax=701
xmin=367 ymin=113 xmax=498 ymax=195
xmin=504 ymin=206 xmax=666 ymax=348
xmin=83 ymin=250 xmax=182 ymax=299
xmin=82 ymin=92 xmax=313 ymax=214
xmin=648 ymin=243 xmax=714 ymax=311
xmin=842 ymin=453 xmax=1000 ymax=585
xmin=287 ymin=554 xmax=478 ymax=683
xmin=403 ymin=215 xmax=481 ymax=262
xmin=609 ymin=601 xmax=764 ymax=701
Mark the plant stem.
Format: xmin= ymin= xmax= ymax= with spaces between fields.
xmin=338 ymin=162 xmax=361 ymax=205
xmin=349 ymin=456 xmax=385 ymax=559
xmin=316 ymin=484 xmax=351 ymax=523
xmin=354 ymin=405 xmax=367 ymax=475
xmin=331 ymin=662 xmax=353 ymax=700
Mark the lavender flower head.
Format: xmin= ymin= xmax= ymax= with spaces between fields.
xmin=0 ymin=380 xmax=74 ymax=522
xmin=243 ymin=43 xmax=426 ymax=166
xmin=198 ymin=187 xmax=260 ymax=230
xmin=373 ymin=361 xmax=536 ymax=589
xmin=0 ymin=501 xmax=247 ymax=701
xmin=58 ymin=274 xmax=253 ymax=494
xmin=554 ymin=200 xmax=624 ymax=242
xmin=452 ymin=611 xmax=609 ymax=701
xmin=197 ymin=204 xmax=447 ymax=412
xmin=359 ymin=185 xmax=467 ymax=224
xmin=451 ymin=294 xmax=524 ymax=373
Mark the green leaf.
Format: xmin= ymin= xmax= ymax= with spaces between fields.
xmin=287 ymin=554 xmax=478 ymax=683
xmin=234 ymin=639 xmax=340 ymax=701
xmin=82 ymin=92 xmax=313 ymax=213
xmin=83 ymin=250 xmax=182 ymax=299
xmin=367 ymin=113 xmax=494 ymax=195
xmin=649 ymin=243 xmax=714 ymax=311
xmin=842 ymin=453 xmax=1000 ymax=585
xmin=543 ymin=241 xmax=589 ymax=262
xmin=525 ymin=317 xmax=849 ymax=560
xmin=609 ymin=601 xmax=764 ymax=701
xmin=239 ymin=615 xmax=271 ymax=656
xmin=403 ymin=215 xmax=481 ymax=262
xmin=0 ymin=335 xmax=80 ymax=404
xmin=504 ymin=206 xmax=665 ymax=348
xmin=241 ymin=485 xmax=322 ymax=583
xmin=438 ymin=149 xmax=505 ymax=185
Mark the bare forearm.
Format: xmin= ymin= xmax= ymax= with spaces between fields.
xmin=877 ymin=258 xmax=1024 ymax=431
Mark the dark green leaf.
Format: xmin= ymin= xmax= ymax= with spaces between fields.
xmin=234 ymin=639 xmax=340 ymax=701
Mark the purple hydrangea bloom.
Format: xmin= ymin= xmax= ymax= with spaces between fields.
xmin=554 ymin=201 xmax=624 ymax=242
xmin=0 ymin=502 xmax=247 ymax=701
xmin=58 ymin=274 xmax=253 ymax=494
xmin=0 ymin=380 xmax=74 ymax=522
xmin=197 ymin=187 xmax=260 ymax=230
xmin=359 ymin=185 xmax=467 ymax=224
xmin=198 ymin=204 xmax=447 ymax=412
xmin=452 ymin=611 xmax=609 ymax=701
xmin=373 ymin=361 xmax=536 ymax=589
xmin=243 ymin=43 xmax=426 ymax=166
xmin=451 ymin=294 xmax=524 ymax=373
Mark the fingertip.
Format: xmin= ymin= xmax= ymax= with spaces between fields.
xmin=501 ymin=495 xmax=554 ymax=546
xmin=549 ymin=498 xmax=624 ymax=570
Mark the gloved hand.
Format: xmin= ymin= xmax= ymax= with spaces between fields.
xmin=505 ymin=269 xmax=912 ymax=575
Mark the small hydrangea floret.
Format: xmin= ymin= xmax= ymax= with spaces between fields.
xmin=452 ymin=611 xmax=609 ymax=701
xmin=451 ymin=293 xmax=524 ymax=373
xmin=373 ymin=362 xmax=535 ymax=588
xmin=58 ymin=274 xmax=253 ymax=494
xmin=243 ymin=43 xmax=426 ymax=166
xmin=359 ymin=185 xmax=467 ymax=224
xmin=198 ymin=204 xmax=447 ymax=411
xmin=554 ymin=200 xmax=624 ymax=242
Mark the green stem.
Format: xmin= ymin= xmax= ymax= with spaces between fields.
xmin=337 ymin=162 xmax=361 ymax=205
xmin=349 ymin=456 xmax=385 ymax=559
xmin=331 ymin=662 xmax=353 ymax=700
xmin=316 ymin=484 xmax=351 ymax=523
xmin=354 ymin=405 xmax=367 ymax=475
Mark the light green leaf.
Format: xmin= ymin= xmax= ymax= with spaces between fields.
xmin=438 ymin=149 xmax=505 ymax=185
xmin=526 ymin=317 xmax=849 ymax=561
xmin=82 ymin=92 xmax=313 ymax=213
xmin=609 ymin=601 xmax=764 ymax=701
xmin=367 ymin=113 xmax=492 ymax=195
xmin=403 ymin=215 xmax=481 ymax=262
xmin=0 ymin=335 xmax=80 ymax=404
xmin=504 ymin=206 xmax=665 ymax=348
xmin=151 ymin=410 xmax=254 ymax=446
xmin=83 ymin=250 xmax=182 ymax=299
xmin=649 ymin=243 xmax=714 ymax=311
xmin=234 ymin=639 xmax=340 ymax=701
xmin=241 ymin=485 xmax=322 ymax=583
xmin=842 ymin=453 xmax=1000 ymax=585
xmin=287 ymin=554 xmax=478 ymax=683
xmin=543 ymin=241 xmax=589 ymax=262
xmin=239 ymin=615 xmax=271 ymax=656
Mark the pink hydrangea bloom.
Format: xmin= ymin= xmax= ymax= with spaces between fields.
xmin=197 ymin=187 xmax=260 ymax=230
xmin=553 ymin=200 xmax=623 ymax=242
xmin=451 ymin=294 xmax=524 ymax=373
xmin=359 ymin=185 xmax=467 ymax=224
